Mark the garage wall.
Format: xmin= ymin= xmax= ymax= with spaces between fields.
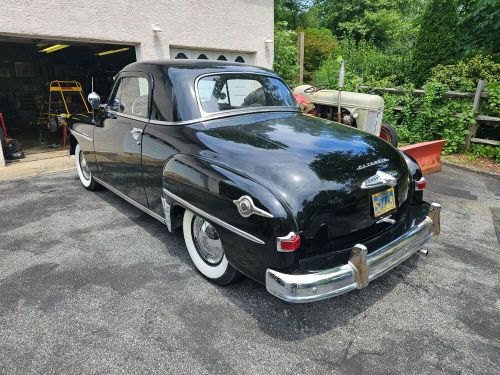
xmin=0 ymin=0 xmax=274 ymax=68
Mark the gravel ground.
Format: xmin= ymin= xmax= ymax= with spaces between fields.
xmin=0 ymin=166 xmax=499 ymax=374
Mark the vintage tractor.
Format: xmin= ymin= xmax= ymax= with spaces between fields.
xmin=293 ymin=61 xmax=398 ymax=147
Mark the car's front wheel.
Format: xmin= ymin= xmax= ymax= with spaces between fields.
xmin=75 ymin=143 xmax=101 ymax=191
xmin=182 ymin=210 xmax=240 ymax=285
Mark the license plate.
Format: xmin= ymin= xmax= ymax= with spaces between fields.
xmin=372 ymin=187 xmax=396 ymax=217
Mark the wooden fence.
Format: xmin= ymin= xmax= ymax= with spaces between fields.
xmin=358 ymin=80 xmax=499 ymax=148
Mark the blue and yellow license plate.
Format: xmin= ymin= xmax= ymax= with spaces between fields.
xmin=372 ymin=187 xmax=396 ymax=217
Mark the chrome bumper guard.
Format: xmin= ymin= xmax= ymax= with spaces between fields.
xmin=266 ymin=203 xmax=441 ymax=303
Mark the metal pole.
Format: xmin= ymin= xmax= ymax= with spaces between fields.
xmin=337 ymin=60 xmax=345 ymax=122
xmin=298 ymin=32 xmax=304 ymax=85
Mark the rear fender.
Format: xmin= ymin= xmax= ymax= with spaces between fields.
xmin=162 ymin=154 xmax=298 ymax=281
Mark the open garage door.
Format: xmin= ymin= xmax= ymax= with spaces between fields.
xmin=170 ymin=48 xmax=253 ymax=64
xmin=0 ymin=37 xmax=136 ymax=159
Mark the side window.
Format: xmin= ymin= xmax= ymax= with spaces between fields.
xmin=108 ymin=79 xmax=123 ymax=112
xmin=119 ymin=76 xmax=150 ymax=118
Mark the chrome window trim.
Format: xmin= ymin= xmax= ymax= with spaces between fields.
xmin=148 ymin=108 xmax=299 ymax=126
xmin=194 ymin=71 xmax=299 ymax=118
xmin=108 ymin=111 xmax=149 ymax=123
xmin=163 ymin=188 xmax=265 ymax=245
xmin=94 ymin=177 xmax=166 ymax=225
xmin=69 ymin=129 xmax=93 ymax=142
xmin=109 ymin=107 xmax=298 ymax=127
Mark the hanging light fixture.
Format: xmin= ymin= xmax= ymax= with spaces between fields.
xmin=39 ymin=44 xmax=69 ymax=53
xmin=95 ymin=47 xmax=130 ymax=57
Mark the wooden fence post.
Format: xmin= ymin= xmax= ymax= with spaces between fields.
xmin=297 ymin=32 xmax=304 ymax=85
xmin=466 ymin=80 xmax=487 ymax=149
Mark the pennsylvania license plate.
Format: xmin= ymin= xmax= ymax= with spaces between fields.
xmin=372 ymin=187 xmax=396 ymax=217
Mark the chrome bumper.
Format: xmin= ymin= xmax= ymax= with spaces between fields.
xmin=266 ymin=203 xmax=441 ymax=303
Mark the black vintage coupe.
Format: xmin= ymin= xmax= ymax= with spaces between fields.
xmin=69 ymin=60 xmax=441 ymax=303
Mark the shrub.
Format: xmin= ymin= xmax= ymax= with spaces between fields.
xmin=430 ymin=55 xmax=500 ymax=92
xmin=298 ymin=27 xmax=338 ymax=83
xmin=470 ymin=144 xmax=500 ymax=162
xmin=273 ymin=22 xmax=299 ymax=85
xmin=314 ymin=39 xmax=408 ymax=90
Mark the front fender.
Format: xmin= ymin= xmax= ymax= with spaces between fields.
xmin=162 ymin=154 xmax=298 ymax=282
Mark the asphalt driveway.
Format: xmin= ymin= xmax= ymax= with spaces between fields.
xmin=0 ymin=166 xmax=499 ymax=374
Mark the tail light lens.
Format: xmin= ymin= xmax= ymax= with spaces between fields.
xmin=276 ymin=232 xmax=301 ymax=252
xmin=415 ymin=177 xmax=426 ymax=191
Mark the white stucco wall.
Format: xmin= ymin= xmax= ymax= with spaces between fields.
xmin=0 ymin=0 xmax=274 ymax=67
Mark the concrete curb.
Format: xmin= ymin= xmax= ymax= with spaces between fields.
xmin=0 ymin=168 xmax=75 ymax=182
xmin=442 ymin=160 xmax=500 ymax=179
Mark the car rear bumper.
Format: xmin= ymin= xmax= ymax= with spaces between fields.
xmin=265 ymin=202 xmax=441 ymax=303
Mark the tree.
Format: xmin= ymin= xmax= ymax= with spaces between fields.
xmin=275 ymin=0 xmax=309 ymax=29
xmin=314 ymin=0 xmax=422 ymax=47
xmin=457 ymin=0 xmax=500 ymax=60
xmin=298 ymin=27 xmax=338 ymax=82
xmin=410 ymin=0 xmax=459 ymax=86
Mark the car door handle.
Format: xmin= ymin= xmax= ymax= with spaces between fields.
xmin=130 ymin=128 xmax=143 ymax=145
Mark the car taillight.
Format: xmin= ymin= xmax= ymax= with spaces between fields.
xmin=415 ymin=177 xmax=426 ymax=191
xmin=276 ymin=232 xmax=301 ymax=252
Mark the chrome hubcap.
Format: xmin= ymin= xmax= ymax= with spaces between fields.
xmin=192 ymin=216 xmax=224 ymax=265
xmin=79 ymin=150 xmax=91 ymax=180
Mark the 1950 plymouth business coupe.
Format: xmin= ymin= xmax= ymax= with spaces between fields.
xmin=68 ymin=60 xmax=441 ymax=303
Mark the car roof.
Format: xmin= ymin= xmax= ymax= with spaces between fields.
xmin=121 ymin=59 xmax=276 ymax=76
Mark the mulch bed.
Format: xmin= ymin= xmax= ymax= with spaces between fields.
xmin=442 ymin=154 xmax=500 ymax=175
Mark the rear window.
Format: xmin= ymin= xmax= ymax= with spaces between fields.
xmin=197 ymin=73 xmax=296 ymax=114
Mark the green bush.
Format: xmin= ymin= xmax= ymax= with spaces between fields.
xmin=314 ymin=39 xmax=408 ymax=90
xmin=430 ymin=55 xmax=500 ymax=92
xmin=485 ymin=82 xmax=500 ymax=115
xmin=383 ymin=55 xmax=499 ymax=158
xmin=298 ymin=27 xmax=338 ymax=83
xmin=470 ymin=144 xmax=500 ymax=162
xmin=273 ymin=22 xmax=299 ymax=85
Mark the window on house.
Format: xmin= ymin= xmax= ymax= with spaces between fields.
xmin=235 ymin=56 xmax=245 ymax=63
xmin=197 ymin=54 xmax=208 ymax=60
xmin=175 ymin=53 xmax=188 ymax=59
xmin=217 ymin=55 xmax=227 ymax=61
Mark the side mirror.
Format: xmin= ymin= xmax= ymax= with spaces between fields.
xmin=87 ymin=92 xmax=101 ymax=110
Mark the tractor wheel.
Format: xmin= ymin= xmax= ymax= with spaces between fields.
xmin=380 ymin=123 xmax=399 ymax=147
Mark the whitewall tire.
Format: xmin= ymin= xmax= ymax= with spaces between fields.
xmin=75 ymin=143 xmax=101 ymax=191
xmin=182 ymin=210 xmax=240 ymax=285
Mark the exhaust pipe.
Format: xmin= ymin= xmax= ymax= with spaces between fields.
xmin=419 ymin=249 xmax=429 ymax=256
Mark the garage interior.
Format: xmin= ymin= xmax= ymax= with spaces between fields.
xmin=0 ymin=37 xmax=136 ymax=160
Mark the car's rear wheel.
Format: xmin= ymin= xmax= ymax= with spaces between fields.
xmin=75 ymin=143 xmax=101 ymax=191
xmin=182 ymin=210 xmax=241 ymax=285
xmin=380 ymin=123 xmax=399 ymax=147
